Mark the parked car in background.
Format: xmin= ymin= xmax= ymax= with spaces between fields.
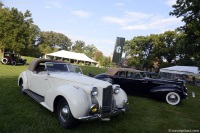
xmin=1 ymin=52 xmax=27 ymax=66
xmin=94 ymin=68 xmax=188 ymax=106
xmin=18 ymin=59 xmax=128 ymax=129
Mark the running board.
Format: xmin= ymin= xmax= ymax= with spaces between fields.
xmin=24 ymin=89 xmax=44 ymax=103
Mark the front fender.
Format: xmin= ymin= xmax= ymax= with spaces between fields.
xmin=113 ymin=88 xmax=128 ymax=108
xmin=18 ymin=71 xmax=29 ymax=89
xmin=44 ymin=84 xmax=91 ymax=119
xmin=150 ymin=84 xmax=181 ymax=93
xmin=150 ymin=85 xmax=182 ymax=99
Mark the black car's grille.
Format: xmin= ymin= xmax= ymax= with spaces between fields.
xmin=102 ymin=85 xmax=113 ymax=114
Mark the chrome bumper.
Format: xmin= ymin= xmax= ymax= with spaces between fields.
xmin=183 ymin=92 xmax=188 ymax=99
xmin=78 ymin=108 xmax=126 ymax=121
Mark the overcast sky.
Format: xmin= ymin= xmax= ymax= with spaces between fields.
xmin=4 ymin=0 xmax=183 ymax=56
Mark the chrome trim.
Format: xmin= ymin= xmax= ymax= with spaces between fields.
xmin=78 ymin=100 xmax=127 ymax=121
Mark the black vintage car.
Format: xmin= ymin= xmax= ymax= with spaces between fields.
xmin=94 ymin=68 xmax=188 ymax=105
xmin=1 ymin=52 xmax=27 ymax=66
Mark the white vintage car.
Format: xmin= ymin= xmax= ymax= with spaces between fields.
xmin=18 ymin=59 xmax=128 ymax=129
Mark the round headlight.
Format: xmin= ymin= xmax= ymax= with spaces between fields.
xmin=91 ymin=87 xmax=98 ymax=96
xmin=113 ymin=84 xmax=120 ymax=94
xmin=114 ymin=88 xmax=120 ymax=94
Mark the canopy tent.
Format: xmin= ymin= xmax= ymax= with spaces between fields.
xmin=160 ymin=66 xmax=199 ymax=75
xmin=45 ymin=50 xmax=97 ymax=65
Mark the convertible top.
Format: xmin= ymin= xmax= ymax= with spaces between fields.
xmin=105 ymin=68 xmax=142 ymax=76
xmin=28 ymin=59 xmax=66 ymax=72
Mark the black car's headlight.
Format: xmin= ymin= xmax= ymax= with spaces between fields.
xmin=91 ymin=87 xmax=98 ymax=96
xmin=113 ymin=84 xmax=120 ymax=94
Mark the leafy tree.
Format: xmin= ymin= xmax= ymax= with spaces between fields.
xmin=21 ymin=24 xmax=41 ymax=56
xmin=39 ymin=31 xmax=72 ymax=54
xmin=72 ymin=40 xmax=85 ymax=53
xmin=124 ymin=31 xmax=191 ymax=69
xmin=94 ymin=51 xmax=103 ymax=62
xmin=170 ymin=0 xmax=200 ymax=62
xmin=84 ymin=44 xmax=98 ymax=58
xmin=124 ymin=36 xmax=154 ymax=69
xmin=158 ymin=31 xmax=178 ymax=63
xmin=0 ymin=1 xmax=4 ymax=8
xmin=101 ymin=56 xmax=111 ymax=67
xmin=0 ymin=5 xmax=33 ymax=53
xmin=57 ymin=33 xmax=72 ymax=51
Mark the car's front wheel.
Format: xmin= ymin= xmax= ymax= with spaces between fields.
xmin=57 ymin=98 xmax=79 ymax=129
xmin=166 ymin=92 xmax=181 ymax=105
xmin=19 ymin=79 xmax=26 ymax=94
xmin=12 ymin=61 xmax=16 ymax=66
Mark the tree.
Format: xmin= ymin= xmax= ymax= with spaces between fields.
xmin=21 ymin=24 xmax=41 ymax=56
xmin=0 ymin=1 xmax=4 ymax=8
xmin=57 ymin=33 xmax=72 ymax=51
xmin=170 ymin=0 xmax=200 ymax=62
xmin=84 ymin=44 xmax=98 ymax=58
xmin=39 ymin=31 xmax=72 ymax=54
xmin=0 ymin=6 xmax=33 ymax=53
xmin=72 ymin=40 xmax=85 ymax=53
xmin=124 ymin=36 xmax=154 ymax=69
xmin=101 ymin=56 xmax=111 ymax=67
xmin=158 ymin=31 xmax=178 ymax=63
xmin=94 ymin=51 xmax=103 ymax=63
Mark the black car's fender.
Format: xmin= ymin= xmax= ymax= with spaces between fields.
xmin=94 ymin=74 xmax=113 ymax=83
xmin=149 ymin=84 xmax=183 ymax=100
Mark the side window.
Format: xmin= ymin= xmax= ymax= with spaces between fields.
xmin=127 ymin=72 xmax=143 ymax=79
xmin=127 ymin=71 xmax=134 ymax=78
xmin=133 ymin=72 xmax=143 ymax=79
xmin=115 ymin=71 xmax=126 ymax=78
xmin=35 ymin=63 xmax=45 ymax=73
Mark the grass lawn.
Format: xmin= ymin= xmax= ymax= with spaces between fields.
xmin=0 ymin=56 xmax=200 ymax=133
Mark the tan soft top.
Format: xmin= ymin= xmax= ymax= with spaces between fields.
xmin=28 ymin=59 xmax=66 ymax=71
xmin=105 ymin=68 xmax=142 ymax=76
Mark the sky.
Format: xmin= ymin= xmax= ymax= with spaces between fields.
xmin=3 ymin=0 xmax=183 ymax=56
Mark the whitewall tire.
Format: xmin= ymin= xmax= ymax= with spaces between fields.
xmin=166 ymin=92 xmax=180 ymax=105
xmin=1 ymin=58 xmax=8 ymax=64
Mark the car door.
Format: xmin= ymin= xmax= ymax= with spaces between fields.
xmin=112 ymin=71 xmax=127 ymax=90
xmin=123 ymin=71 xmax=149 ymax=95
xmin=27 ymin=70 xmax=51 ymax=96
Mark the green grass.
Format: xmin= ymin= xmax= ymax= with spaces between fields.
xmin=0 ymin=56 xmax=200 ymax=133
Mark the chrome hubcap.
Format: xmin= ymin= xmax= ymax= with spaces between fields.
xmin=168 ymin=94 xmax=177 ymax=102
xmin=60 ymin=105 xmax=69 ymax=122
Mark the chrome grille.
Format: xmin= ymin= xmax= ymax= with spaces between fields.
xmin=102 ymin=85 xmax=113 ymax=114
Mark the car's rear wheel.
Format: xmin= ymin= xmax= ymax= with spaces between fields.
xmin=166 ymin=92 xmax=180 ymax=105
xmin=57 ymin=98 xmax=79 ymax=129
xmin=2 ymin=58 xmax=8 ymax=64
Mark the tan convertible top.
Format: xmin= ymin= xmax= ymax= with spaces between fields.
xmin=105 ymin=68 xmax=142 ymax=76
xmin=28 ymin=59 xmax=66 ymax=71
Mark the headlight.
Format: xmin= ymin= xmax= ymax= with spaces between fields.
xmin=113 ymin=84 xmax=120 ymax=94
xmin=91 ymin=87 xmax=98 ymax=96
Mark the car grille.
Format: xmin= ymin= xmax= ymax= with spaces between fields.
xmin=102 ymin=85 xmax=113 ymax=114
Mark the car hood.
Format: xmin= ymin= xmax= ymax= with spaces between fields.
xmin=48 ymin=72 xmax=109 ymax=87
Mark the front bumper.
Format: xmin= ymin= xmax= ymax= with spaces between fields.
xmin=183 ymin=92 xmax=188 ymax=99
xmin=78 ymin=108 xmax=126 ymax=121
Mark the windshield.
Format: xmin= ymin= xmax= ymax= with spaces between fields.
xmin=45 ymin=62 xmax=82 ymax=74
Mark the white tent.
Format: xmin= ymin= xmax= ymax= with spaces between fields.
xmin=45 ymin=50 xmax=97 ymax=64
xmin=160 ymin=66 xmax=199 ymax=75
